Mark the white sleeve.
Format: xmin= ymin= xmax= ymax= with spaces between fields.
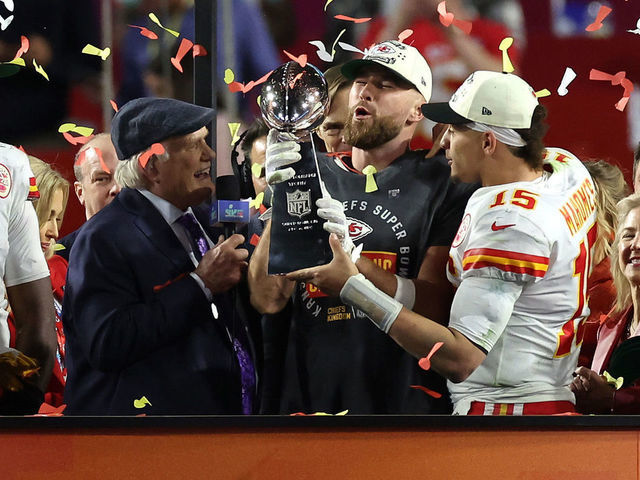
xmin=5 ymin=201 xmax=49 ymax=287
xmin=448 ymin=276 xmax=522 ymax=353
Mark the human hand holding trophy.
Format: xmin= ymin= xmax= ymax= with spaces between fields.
xmin=260 ymin=61 xmax=334 ymax=274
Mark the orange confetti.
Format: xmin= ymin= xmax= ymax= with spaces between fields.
xmin=62 ymin=132 xmax=94 ymax=146
xmin=397 ymin=29 xmax=413 ymax=43
xmin=590 ymin=68 xmax=634 ymax=111
xmin=94 ymin=147 xmax=111 ymax=174
xmin=250 ymin=234 xmax=261 ymax=246
xmin=13 ymin=35 xmax=28 ymax=61
xmin=36 ymin=403 xmax=66 ymax=416
xmin=410 ymin=384 xmax=443 ymax=398
xmin=139 ymin=142 xmax=165 ymax=168
xmin=128 ymin=24 xmax=159 ymax=40
xmin=418 ymin=341 xmax=444 ymax=371
xmin=289 ymin=71 xmax=304 ymax=89
xmin=333 ymin=14 xmax=371 ymax=24
xmin=437 ymin=1 xmax=454 ymax=26
xmin=227 ymin=70 xmax=272 ymax=95
xmin=192 ymin=44 xmax=207 ymax=57
xmin=283 ymin=50 xmax=307 ymax=68
xmin=452 ymin=18 xmax=472 ymax=35
xmin=170 ymin=38 xmax=194 ymax=73
xmin=110 ymin=99 xmax=119 ymax=112
xmin=585 ymin=5 xmax=612 ymax=32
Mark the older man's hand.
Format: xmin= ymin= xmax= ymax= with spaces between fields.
xmin=0 ymin=347 xmax=39 ymax=394
xmin=194 ymin=234 xmax=249 ymax=294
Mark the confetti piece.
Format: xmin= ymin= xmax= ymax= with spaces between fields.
xmin=338 ymin=42 xmax=366 ymax=55
xmin=1 ymin=0 xmax=13 ymax=12
xmin=418 ymin=341 xmax=444 ymax=371
xmin=324 ymin=0 xmax=334 ymax=11
xmin=283 ymin=50 xmax=307 ymax=68
xmin=53 ymin=243 xmax=65 ymax=251
xmin=58 ymin=123 xmax=94 ymax=136
xmin=148 ymin=12 xmax=179 ymax=37
xmin=627 ymin=18 xmax=640 ymax=35
xmin=12 ymin=35 xmax=28 ymax=61
xmin=249 ymin=191 xmax=265 ymax=210
xmin=228 ymin=122 xmax=241 ymax=146
xmin=94 ymin=147 xmax=111 ymax=174
xmin=309 ymin=40 xmax=333 ymax=62
xmin=82 ymin=44 xmax=111 ymax=61
xmin=362 ymin=165 xmax=378 ymax=193
xmin=192 ymin=44 xmax=207 ymax=57
xmin=603 ymin=371 xmax=624 ymax=389
xmin=289 ymin=71 xmax=304 ymax=89
xmin=334 ymin=14 xmax=371 ymax=24
xmin=224 ymin=68 xmax=235 ymax=84
xmin=170 ymin=37 xmax=193 ymax=73
xmin=585 ymin=5 xmax=612 ymax=32
xmin=250 ymin=233 xmax=261 ymax=246
xmin=32 ymin=59 xmax=49 ymax=81
xmin=535 ymin=89 xmax=551 ymax=98
xmin=133 ymin=396 xmax=152 ymax=408
xmin=139 ymin=142 xmax=165 ymax=168
xmin=557 ymin=67 xmax=576 ymax=96
xmin=498 ymin=37 xmax=514 ymax=73
xmin=128 ymin=24 xmax=159 ymax=40
xmin=437 ymin=1 xmax=454 ymax=27
xmin=589 ymin=68 xmax=634 ymax=111
xmin=452 ymin=18 xmax=472 ymax=35
xmin=410 ymin=384 xmax=443 ymax=398
xmin=62 ymin=132 xmax=94 ymax=146
xmin=228 ymin=70 xmax=272 ymax=95
xmin=398 ymin=29 xmax=413 ymax=43
xmin=110 ymin=99 xmax=118 ymax=112
xmin=251 ymin=162 xmax=263 ymax=179
xmin=6 ymin=57 xmax=23 ymax=66
xmin=257 ymin=95 xmax=261 ymax=107
xmin=0 ymin=14 xmax=13 ymax=31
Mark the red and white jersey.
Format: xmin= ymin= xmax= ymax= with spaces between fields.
xmin=0 ymin=143 xmax=49 ymax=348
xmin=446 ymin=147 xmax=597 ymax=413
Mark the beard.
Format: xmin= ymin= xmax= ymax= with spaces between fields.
xmin=343 ymin=107 xmax=404 ymax=150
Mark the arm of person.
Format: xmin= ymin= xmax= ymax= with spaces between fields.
xmin=247 ymin=220 xmax=295 ymax=314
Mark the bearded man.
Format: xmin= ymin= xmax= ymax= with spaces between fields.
xmin=248 ymin=41 xmax=476 ymax=414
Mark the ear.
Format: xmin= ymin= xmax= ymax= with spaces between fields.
xmin=407 ymin=97 xmax=425 ymax=124
xmin=74 ymin=181 xmax=84 ymax=205
xmin=482 ymin=131 xmax=497 ymax=155
xmin=142 ymin=155 xmax=162 ymax=184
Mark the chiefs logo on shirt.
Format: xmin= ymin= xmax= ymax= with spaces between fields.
xmin=347 ymin=217 xmax=373 ymax=242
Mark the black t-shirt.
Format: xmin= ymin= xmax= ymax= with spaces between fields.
xmin=278 ymin=150 xmax=477 ymax=414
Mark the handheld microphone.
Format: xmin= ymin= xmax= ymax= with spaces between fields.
xmin=213 ymin=175 xmax=250 ymax=238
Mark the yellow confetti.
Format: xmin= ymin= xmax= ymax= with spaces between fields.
xmin=53 ymin=243 xmax=65 ymax=251
xmin=7 ymin=57 xmax=24 ymax=66
xmin=58 ymin=123 xmax=94 ymax=136
xmin=257 ymin=95 xmax=261 ymax=107
xmin=249 ymin=191 xmax=264 ymax=209
xmin=32 ymin=59 xmax=49 ymax=81
xmin=133 ymin=395 xmax=152 ymax=408
xmin=498 ymin=37 xmax=514 ymax=73
xmin=224 ymin=68 xmax=235 ymax=84
xmin=228 ymin=122 xmax=241 ymax=146
xmin=603 ymin=371 xmax=624 ymax=390
xmin=148 ymin=12 xmax=179 ymax=37
xmin=324 ymin=0 xmax=335 ymax=11
xmin=74 ymin=126 xmax=94 ymax=137
xmin=535 ymin=89 xmax=551 ymax=98
xmin=251 ymin=162 xmax=263 ymax=179
xmin=362 ymin=165 xmax=378 ymax=193
xmin=82 ymin=44 xmax=111 ymax=61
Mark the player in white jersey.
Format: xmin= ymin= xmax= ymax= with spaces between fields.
xmin=287 ymin=71 xmax=597 ymax=415
xmin=0 ymin=142 xmax=55 ymax=413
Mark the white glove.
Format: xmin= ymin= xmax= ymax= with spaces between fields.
xmin=316 ymin=196 xmax=361 ymax=262
xmin=265 ymin=129 xmax=301 ymax=185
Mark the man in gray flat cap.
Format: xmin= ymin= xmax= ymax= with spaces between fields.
xmin=62 ymin=97 xmax=254 ymax=415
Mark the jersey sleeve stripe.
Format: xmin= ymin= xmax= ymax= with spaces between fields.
xmin=463 ymin=248 xmax=550 ymax=265
xmin=462 ymin=258 xmax=547 ymax=277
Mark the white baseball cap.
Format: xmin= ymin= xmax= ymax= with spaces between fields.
xmin=341 ymin=40 xmax=432 ymax=102
xmin=421 ymin=71 xmax=539 ymax=129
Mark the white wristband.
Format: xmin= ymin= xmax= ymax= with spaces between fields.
xmin=340 ymin=273 xmax=403 ymax=333
xmin=393 ymin=275 xmax=416 ymax=309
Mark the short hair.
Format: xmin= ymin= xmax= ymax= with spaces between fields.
xmin=28 ymin=156 xmax=70 ymax=228
xmin=240 ymin=118 xmax=268 ymax=164
xmin=633 ymin=142 xmax=640 ymax=182
xmin=611 ymin=193 xmax=640 ymax=312
xmin=74 ymin=133 xmax=112 ymax=182
xmin=324 ymin=64 xmax=352 ymax=103
xmin=114 ymin=148 xmax=170 ymax=190
xmin=507 ymin=105 xmax=549 ymax=170
xmin=583 ymin=160 xmax=630 ymax=265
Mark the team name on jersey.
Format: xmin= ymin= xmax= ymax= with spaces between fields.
xmin=558 ymin=177 xmax=596 ymax=236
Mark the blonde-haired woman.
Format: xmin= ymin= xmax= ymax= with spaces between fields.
xmin=572 ymin=194 xmax=640 ymax=413
xmin=579 ymin=160 xmax=629 ymax=367
xmin=27 ymin=156 xmax=69 ymax=406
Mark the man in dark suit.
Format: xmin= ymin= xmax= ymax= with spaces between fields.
xmin=62 ymin=98 xmax=253 ymax=415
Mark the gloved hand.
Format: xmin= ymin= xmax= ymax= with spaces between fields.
xmin=316 ymin=196 xmax=362 ymax=262
xmin=265 ymin=129 xmax=301 ymax=185
xmin=0 ymin=346 xmax=39 ymax=393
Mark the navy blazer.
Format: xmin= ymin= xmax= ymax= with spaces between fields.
xmin=62 ymin=188 xmax=244 ymax=415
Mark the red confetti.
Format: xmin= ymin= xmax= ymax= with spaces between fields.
xmin=585 ymin=5 xmax=612 ymax=32
xmin=410 ymin=385 xmax=443 ymax=398
xmin=13 ymin=35 xmax=29 ymax=61
xmin=170 ymin=38 xmax=194 ymax=73
xmin=552 ymin=411 xmax=583 ymax=416
xmin=192 ymin=44 xmax=207 ymax=57
xmin=139 ymin=142 xmax=166 ymax=168
xmin=63 ymin=132 xmax=94 ymax=146
xmin=452 ymin=18 xmax=472 ymax=35
xmin=36 ymin=403 xmax=66 ymax=416
xmin=128 ymin=24 xmax=159 ymax=40
xmin=110 ymin=99 xmax=119 ymax=112
xmin=94 ymin=147 xmax=110 ymax=174
xmin=437 ymin=1 xmax=454 ymax=27
xmin=333 ymin=14 xmax=371 ymax=24
xmin=589 ymin=68 xmax=634 ymax=111
xmin=289 ymin=71 xmax=304 ymax=89
xmin=398 ymin=29 xmax=413 ymax=43
xmin=418 ymin=341 xmax=444 ymax=371
xmin=283 ymin=50 xmax=307 ymax=68
xmin=250 ymin=233 xmax=261 ymax=246
xmin=17 ymin=145 xmax=25 ymax=153
xmin=226 ymin=71 xmax=272 ymax=95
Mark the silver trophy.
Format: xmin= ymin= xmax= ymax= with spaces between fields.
xmin=260 ymin=61 xmax=331 ymax=274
